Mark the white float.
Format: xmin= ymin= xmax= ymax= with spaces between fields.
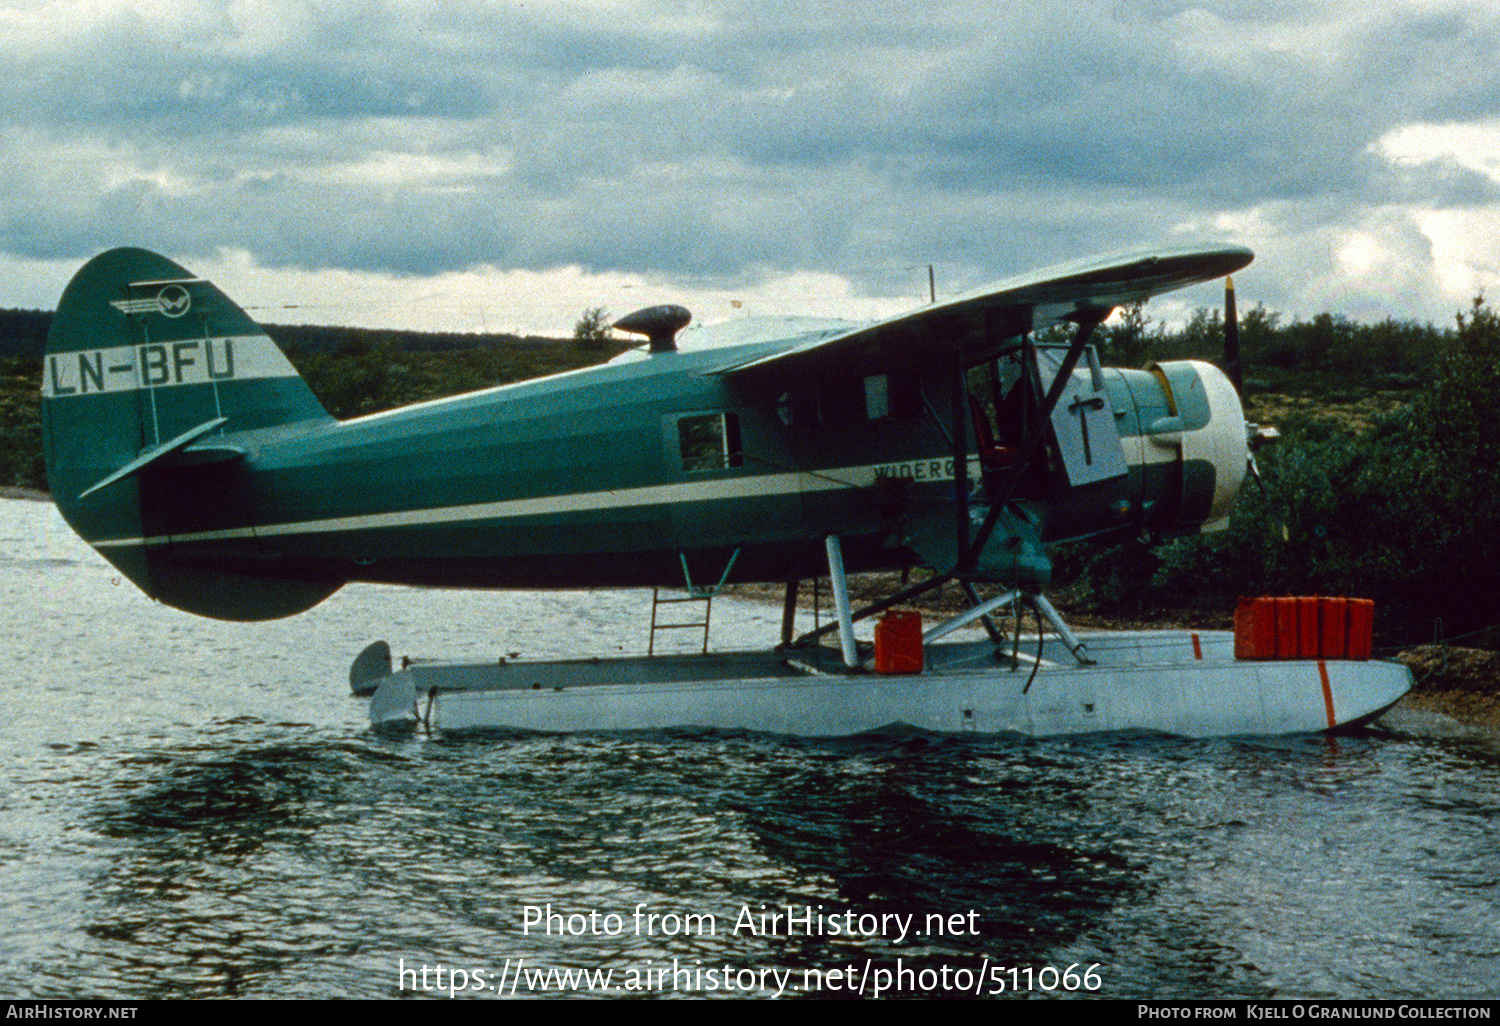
xmin=361 ymin=630 xmax=1412 ymax=738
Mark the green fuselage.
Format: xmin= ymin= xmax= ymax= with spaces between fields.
xmin=115 ymin=340 xmax=1199 ymax=595
xmin=43 ymin=247 xmax=1247 ymax=621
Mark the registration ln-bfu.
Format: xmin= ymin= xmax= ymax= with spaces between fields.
xmin=41 ymin=245 xmax=1411 ymax=736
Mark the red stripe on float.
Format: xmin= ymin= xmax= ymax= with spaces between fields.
xmin=1318 ymin=660 xmax=1337 ymax=729
xmin=1191 ymin=633 xmax=1203 ymax=660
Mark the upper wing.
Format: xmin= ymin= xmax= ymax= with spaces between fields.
xmin=708 ymin=244 xmax=1252 ymax=379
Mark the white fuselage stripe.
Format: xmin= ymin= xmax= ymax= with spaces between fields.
xmin=91 ymin=457 xmax=967 ymax=549
xmin=90 ymin=434 xmax=1187 ymax=551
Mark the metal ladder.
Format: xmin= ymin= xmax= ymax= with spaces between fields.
xmin=648 ymin=549 xmax=740 ymax=655
xmin=648 ymin=588 xmax=713 ymax=655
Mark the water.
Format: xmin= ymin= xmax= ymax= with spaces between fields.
xmin=1 ymin=497 xmax=1496 ymax=1000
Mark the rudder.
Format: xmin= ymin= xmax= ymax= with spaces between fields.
xmin=43 ymin=248 xmax=342 ymax=619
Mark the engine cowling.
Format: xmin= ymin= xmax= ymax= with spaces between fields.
xmin=1128 ymin=359 xmax=1249 ymax=535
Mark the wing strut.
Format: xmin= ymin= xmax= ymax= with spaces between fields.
xmin=787 ymin=308 xmax=1109 ymax=645
xmin=787 ymin=307 xmax=1111 ymax=658
xmin=959 ymin=306 xmax=1111 ymax=572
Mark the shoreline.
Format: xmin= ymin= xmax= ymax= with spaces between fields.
xmin=1393 ymin=646 xmax=1500 ymax=733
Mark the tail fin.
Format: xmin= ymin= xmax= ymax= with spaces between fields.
xmin=44 ymin=248 xmax=341 ymax=620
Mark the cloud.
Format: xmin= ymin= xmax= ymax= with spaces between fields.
xmin=3 ymin=0 xmax=1500 ymax=330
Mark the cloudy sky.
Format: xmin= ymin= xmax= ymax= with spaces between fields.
xmin=3 ymin=0 xmax=1498 ymax=335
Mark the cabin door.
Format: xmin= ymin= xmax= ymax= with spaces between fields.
xmin=1033 ymin=346 xmax=1128 ymax=486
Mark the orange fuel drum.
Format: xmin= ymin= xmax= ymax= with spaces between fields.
xmin=1234 ymin=597 xmax=1373 ymax=660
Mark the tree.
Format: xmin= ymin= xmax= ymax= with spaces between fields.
xmin=1098 ymin=301 xmax=1155 ymax=367
xmin=574 ymin=307 xmax=612 ymax=349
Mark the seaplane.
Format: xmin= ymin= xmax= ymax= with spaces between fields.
xmin=40 ymin=244 xmax=1412 ymax=737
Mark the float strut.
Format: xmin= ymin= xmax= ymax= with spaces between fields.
xmin=779 ymin=580 xmax=799 ymax=647
xmin=961 ymin=580 xmax=1008 ymax=645
xmin=1029 ymin=592 xmax=1095 ymax=666
xmin=824 ymin=535 xmax=859 ymax=668
xmin=924 ymin=589 xmax=1020 ymax=644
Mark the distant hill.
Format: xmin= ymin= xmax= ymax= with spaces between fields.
xmin=260 ymin=323 xmax=570 ymax=355
xmin=0 ymin=308 xmax=572 ymax=359
xmin=0 ymin=310 xmax=51 ymax=359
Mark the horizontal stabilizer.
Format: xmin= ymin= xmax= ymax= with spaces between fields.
xmin=77 ymin=416 xmax=237 ymax=499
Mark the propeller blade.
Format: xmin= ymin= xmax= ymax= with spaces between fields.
xmin=1247 ymin=451 xmax=1289 ymax=542
xmin=1223 ymin=275 xmax=1243 ymax=394
xmin=1224 ymin=273 xmax=1288 ymax=542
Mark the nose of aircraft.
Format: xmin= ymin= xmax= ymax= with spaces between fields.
xmin=1181 ymin=359 xmax=1251 ymax=530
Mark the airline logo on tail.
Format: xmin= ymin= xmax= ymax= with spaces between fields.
xmin=109 ymin=283 xmax=195 ymax=317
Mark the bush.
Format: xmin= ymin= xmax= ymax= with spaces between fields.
xmin=1068 ymin=298 xmax=1500 ymax=646
xmin=0 ymin=358 xmax=44 ymax=489
xmin=574 ymin=307 xmax=612 ymax=350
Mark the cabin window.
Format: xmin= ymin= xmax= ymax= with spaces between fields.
xmin=859 ymin=371 xmax=921 ymax=421
xmin=864 ymin=375 xmax=890 ymax=419
xmin=677 ymin=412 xmax=742 ymax=471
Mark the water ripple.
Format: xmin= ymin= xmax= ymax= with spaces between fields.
xmin=0 ymin=498 xmax=1495 ymax=998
